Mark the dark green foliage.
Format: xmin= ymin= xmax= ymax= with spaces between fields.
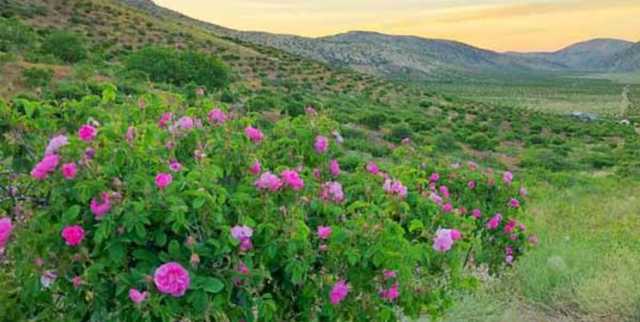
xmin=21 ymin=66 xmax=53 ymax=88
xmin=0 ymin=17 xmax=36 ymax=52
xmin=386 ymin=122 xmax=412 ymax=142
xmin=125 ymin=47 xmax=230 ymax=90
xmin=41 ymin=31 xmax=87 ymax=63
xmin=359 ymin=112 xmax=387 ymax=129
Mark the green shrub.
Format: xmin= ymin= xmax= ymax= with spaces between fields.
xmin=0 ymin=89 xmax=531 ymax=321
xmin=386 ymin=122 xmax=412 ymax=143
xmin=21 ymin=66 xmax=54 ymax=88
xmin=41 ymin=31 xmax=87 ymax=63
xmin=125 ymin=47 xmax=230 ymax=91
xmin=0 ymin=17 xmax=36 ymax=52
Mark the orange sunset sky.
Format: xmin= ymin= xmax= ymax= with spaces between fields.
xmin=154 ymin=0 xmax=640 ymax=52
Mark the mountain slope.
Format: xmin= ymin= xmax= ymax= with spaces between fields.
xmin=604 ymin=42 xmax=640 ymax=71
xmin=508 ymin=38 xmax=635 ymax=71
xmin=116 ymin=1 xmax=639 ymax=81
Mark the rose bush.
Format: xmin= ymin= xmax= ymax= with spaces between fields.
xmin=0 ymin=88 xmax=532 ymax=321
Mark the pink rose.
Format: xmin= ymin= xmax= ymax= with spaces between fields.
xmin=155 ymin=173 xmax=172 ymax=190
xmin=281 ymin=169 xmax=304 ymax=191
xmin=61 ymin=225 xmax=85 ymax=246
xmin=0 ymin=217 xmax=13 ymax=250
xmin=90 ymin=192 xmax=112 ymax=219
xmin=433 ymin=228 xmax=455 ymax=252
xmin=61 ymin=162 xmax=78 ymax=180
xmin=129 ymin=288 xmax=148 ymax=304
xmin=249 ymin=161 xmax=261 ymax=175
xmin=329 ymin=159 xmax=340 ymax=177
xmin=329 ymin=280 xmax=350 ymax=305
xmin=78 ymin=124 xmax=97 ymax=142
xmin=317 ymin=226 xmax=332 ymax=240
xmin=244 ymin=126 xmax=264 ymax=143
xmin=208 ymin=108 xmax=227 ymax=125
xmin=154 ymin=262 xmax=190 ymax=297
xmin=314 ymin=135 xmax=328 ymax=154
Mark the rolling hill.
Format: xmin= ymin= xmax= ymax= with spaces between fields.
xmin=116 ymin=0 xmax=640 ymax=82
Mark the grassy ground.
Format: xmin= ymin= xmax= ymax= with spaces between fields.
xmin=427 ymin=76 xmax=632 ymax=115
xmin=440 ymin=176 xmax=640 ymax=322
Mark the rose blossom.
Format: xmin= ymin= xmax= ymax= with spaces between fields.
xmin=90 ymin=192 xmax=112 ymax=219
xmin=155 ymin=173 xmax=172 ymax=190
xmin=329 ymin=280 xmax=350 ymax=305
xmin=61 ymin=225 xmax=85 ymax=246
xmin=0 ymin=217 xmax=13 ymax=250
xmin=314 ymin=135 xmax=328 ymax=154
xmin=78 ymin=124 xmax=97 ymax=142
xmin=208 ymin=108 xmax=227 ymax=125
xmin=317 ymin=226 xmax=332 ymax=240
xmin=245 ymin=126 xmax=264 ymax=143
xmin=61 ymin=163 xmax=78 ymax=180
xmin=154 ymin=262 xmax=190 ymax=297
xmin=129 ymin=288 xmax=148 ymax=304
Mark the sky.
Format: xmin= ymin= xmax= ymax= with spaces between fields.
xmin=154 ymin=0 xmax=640 ymax=52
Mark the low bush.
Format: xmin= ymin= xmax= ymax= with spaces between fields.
xmin=41 ymin=31 xmax=87 ymax=63
xmin=22 ymin=66 xmax=54 ymax=88
xmin=125 ymin=47 xmax=230 ymax=91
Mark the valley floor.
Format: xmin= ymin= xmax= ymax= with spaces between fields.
xmin=440 ymin=176 xmax=640 ymax=322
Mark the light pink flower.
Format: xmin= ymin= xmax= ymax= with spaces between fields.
xmin=433 ymin=228 xmax=454 ymax=252
xmin=231 ymin=225 xmax=253 ymax=241
xmin=40 ymin=270 xmax=57 ymax=288
xmin=239 ymin=238 xmax=253 ymax=252
xmin=471 ymin=208 xmax=482 ymax=219
xmin=155 ymin=173 xmax=172 ymax=190
xmin=383 ymin=179 xmax=407 ymax=199
xmin=90 ymin=192 xmax=112 ymax=219
xmin=154 ymin=262 xmax=190 ymax=297
xmin=44 ymin=135 xmax=68 ymax=156
xmin=329 ymin=159 xmax=341 ymax=177
xmin=249 ymin=161 xmax=261 ymax=175
xmin=317 ymin=226 xmax=332 ymax=240
xmin=442 ymin=203 xmax=453 ymax=213
xmin=487 ymin=213 xmax=503 ymax=230
xmin=208 ymin=108 xmax=227 ymax=125
xmin=366 ymin=161 xmax=379 ymax=175
xmin=430 ymin=192 xmax=443 ymax=205
xmin=329 ymin=280 xmax=350 ymax=305
xmin=126 ymin=126 xmax=135 ymax=144
xmin=503 ymin=171 xmax=514 ymax=185
xmin=177 ymin=116 xmax=194 ymax=130
xmin=467 ymin=180 xmax=476 ymax=189
xmin=314 ymin=135 xmax=328 ymax=154
xmin=129 ymin=288 xmax=148 ymax=304
xmin=255 ymin=172 xmax=283 ymax=192
xmin=519 ymin=187 xmax=528 ymax=197
xmin=72 ymin=276 xmax=83 ymax=288
xmin=383 ymin=270 xmax=397 ymax=279
xmin=245 ymin=126 xmax=264 ymax=143
xmin=439 ymin=185 xmax=450 ymax=198
xmin=169 ymin=160 xmax=182 ymax=172
xmin=281 ymin=169 xmax=304 ymax=191
xmin=320 ymin=181 xmax=345 ymax=203
xmin=430 ymin=172 xmax=440 ymax=182
xmin=61 ymin=163 xmax=78 ymax=180
xmin=0 ymin=217 xmax=13 ymax=250
xmin=78 ymin=124 xmax=97 ymax=142
xmin=61 ymin=225 xmax=85 ymax=246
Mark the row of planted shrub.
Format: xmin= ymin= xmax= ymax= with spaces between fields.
xmin=0 ymin=89 xmax=532 ymax=321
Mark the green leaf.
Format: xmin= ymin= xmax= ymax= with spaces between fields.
xmin=408 ymin=219 xmax=424 ymax=233
xmin=62 ymin=205 xmax=81 ymax=223
xmin=193 ymin=276 xmax=224 ymax=293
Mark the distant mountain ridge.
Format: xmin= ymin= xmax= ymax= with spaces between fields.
xmin=118 ymin=0 xmax=640 ymax=81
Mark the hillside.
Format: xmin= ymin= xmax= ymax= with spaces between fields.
xmin=507 ymin=38 xmax=635 ymax=71
xmin=114 ymin=0 xmax=640 ymax=81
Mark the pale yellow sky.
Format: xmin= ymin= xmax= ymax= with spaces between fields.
xmin=154 ymin=0 xmax=640 ymax=51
